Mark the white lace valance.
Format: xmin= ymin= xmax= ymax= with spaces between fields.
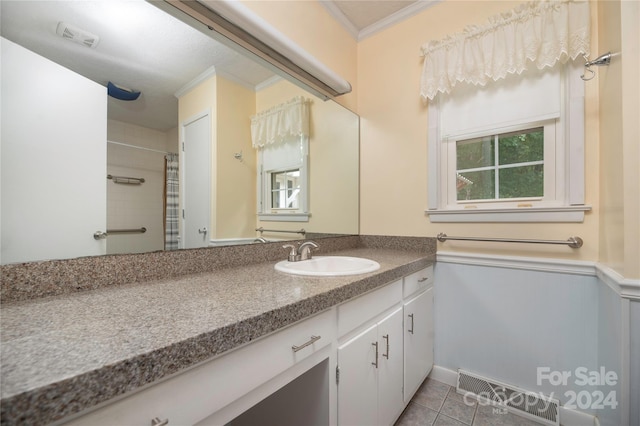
xmin=420 ymin=0 xmax=590 ymax=101
xmin=251 ymin=96 xmax=310 ymax=148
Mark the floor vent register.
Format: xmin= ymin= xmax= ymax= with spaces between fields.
xmin=456 ymin=369 xmax=560 ymax=426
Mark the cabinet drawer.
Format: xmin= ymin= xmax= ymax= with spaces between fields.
xmin=403 ymin=265 xmax=433 ymax=298
xmin=62 ymin=309 xmax=335 ymax=426
xmin=338 ymin=279 xmax=402 ymax=337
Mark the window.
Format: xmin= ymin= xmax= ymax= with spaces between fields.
xmin=258 ymin=136 xmax=309 ymax=221
xmin=270 ymin=169 xmax=301 ymax=210
xmin=427 ymin=63 xmax=590 ymax=222
xmin=456 ymin=127 xmax=544 ymax=201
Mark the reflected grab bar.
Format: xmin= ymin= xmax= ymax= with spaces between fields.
xmin=107 ymin=227 xmax=147 ymax=235
xmin=107 ymin=174 xmax=145 ymax=185
xmin=436 ymin=233 xmax=583 ymax=248
xmin=94 ymin=227 xmax=147 ymax=239
xmin=256 ymin=227 xmax=306 ymax=236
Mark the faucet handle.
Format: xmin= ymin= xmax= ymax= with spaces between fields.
xmin=282 ymin=244 xmax=300 ymax=262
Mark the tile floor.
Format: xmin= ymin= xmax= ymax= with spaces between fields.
xmin=395 ymin=378 xmax=544 ymax=426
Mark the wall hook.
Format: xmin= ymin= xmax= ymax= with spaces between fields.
xmin=234 ymin=150 xmax=243 ymax=162
xmin=581 ymin=52 xmax=614 ymax=81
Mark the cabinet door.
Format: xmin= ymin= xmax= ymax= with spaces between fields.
xmin=338 ymin=324 xmax=378 ymax=426
xmin=403 ymin=288 xmax=434 ymax=402
xmin=377 ymin=307 xmax=404 ymax=426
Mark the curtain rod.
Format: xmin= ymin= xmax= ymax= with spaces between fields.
xmin=107 ymin=140 xmax=176 ymax=155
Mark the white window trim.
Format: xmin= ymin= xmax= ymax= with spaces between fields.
xmin=257 ymin=137 xmax=310 ymax=222
xmin=427 ymin=63 xmax=591 ymax=223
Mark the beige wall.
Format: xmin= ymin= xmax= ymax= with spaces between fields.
xmin=241 ymin=0 xmax=358 ymax=112
xmin=597 ymin=0 xmax=640 ymax=278
xmin=216 ymin=77 xmax=257 ymax=239
xmin=215 ymin=0 xmax=638 ymax=277
xmin=255 ymin=79 xmax=359 ymax=237
xmin=356 ymin=0 xmax=602 ymax=262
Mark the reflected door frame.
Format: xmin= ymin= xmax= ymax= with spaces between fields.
xmin=180 ymin=110 xmax=212 ymax=249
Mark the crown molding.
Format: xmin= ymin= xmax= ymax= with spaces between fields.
xmin=255 ymin=75 xmax=283 ymax=92
xmin=174 ymin=65 xmax=216 ymax=98
xmin=358 ymin=0 xmax=442 ymax=41
xmin=320 ymin=0 xmax=441 ymax=42
xmin=318 ymin=1 xmax=360 ymax=40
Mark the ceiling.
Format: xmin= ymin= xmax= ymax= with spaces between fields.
xmin=323 ymin=0 xmax=439 ymax=40
xmin=0 ymin=0 xmax=434 ymax=132
xmin=0 ymin=0 xmax=275 ymax=131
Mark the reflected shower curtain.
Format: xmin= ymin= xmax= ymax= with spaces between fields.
xmin=164 ymin=153 xmax=179 ymax=250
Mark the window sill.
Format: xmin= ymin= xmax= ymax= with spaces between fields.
xmin=426 ymin=205 xmax=592 ymax=223
xmin=258 ymin=213 xmax=310 ymax=222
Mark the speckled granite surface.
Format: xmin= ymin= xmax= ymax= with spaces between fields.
xmin=0 ymin=236 xmax=435 ymax=425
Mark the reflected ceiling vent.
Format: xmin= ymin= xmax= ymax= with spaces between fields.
xmin=56 ymin=22 xmax=100 ymax=48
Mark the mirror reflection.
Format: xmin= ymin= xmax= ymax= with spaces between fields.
xmin=0 ymin=0 xmax=359 ymax=265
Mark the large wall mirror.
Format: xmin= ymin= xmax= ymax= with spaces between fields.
xmin=0 ymin=0 xmax=359 ymax=265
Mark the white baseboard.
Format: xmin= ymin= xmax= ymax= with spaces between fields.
xmin=428 ymin=365 xmax=598 ymax=426
xmin=428 ymin=365 xmax=457 ymax=387
xmin=558 ymin=406 xmax=599 ymax=426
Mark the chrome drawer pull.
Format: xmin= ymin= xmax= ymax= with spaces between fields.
xmin=418 ymin=277 xmax=429 ymax=282
xmin=372 ymin=341 xmax=379 ymax=368
xmin=408 ymin=313 xmax=415 ymax=334
xmin=382 ymin=334 xmax=390 ymax=359
xmin=292 ymin=335 xmax=321 ymax=352
xmin=151 ymin=417 xmax=169 ymax=426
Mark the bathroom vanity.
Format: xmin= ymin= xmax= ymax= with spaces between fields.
xmin=0 ymin=237 xmax=435 ymax=425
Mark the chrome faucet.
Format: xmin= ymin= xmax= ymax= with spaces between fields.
xmin=298 ymin=241 xmax=319 ymax=260
xmin=282 ymin=241 xmax=319 ymax=262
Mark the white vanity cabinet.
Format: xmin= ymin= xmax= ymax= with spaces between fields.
xmin=57 ymin=264 xmax=434 ymax=426
xmin=403 ymin=269 xmax=434 ymax=404
xmin=337 ymin=307 xmax=404 ymax=426
xmin=403 ymin=266 xmax=435 ymax=401
xmin=61 ymin=309 xmax=335 ymax=426
xmin=336 ymin=266 xmax=434 ymax=425
xmin=336 ymin=279 xmax=406 ymax=426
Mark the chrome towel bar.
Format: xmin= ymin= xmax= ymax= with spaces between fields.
xmin=436 ymin=233 xmax=583 ymax=248
xmin=256 ymin=227 xmax=306 ymax=236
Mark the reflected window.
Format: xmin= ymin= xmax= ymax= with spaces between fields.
xmin=270 ymin=169 xmax=301 ymax=209
xmin=258 ymin=136 xmax=309 ymax=222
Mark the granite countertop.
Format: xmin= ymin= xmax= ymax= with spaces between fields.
xmin=0 ymin=246 xmax=434 ymax=425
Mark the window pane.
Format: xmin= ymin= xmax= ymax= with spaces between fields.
xmin=457 ymin=136 xmax=494 ymax=170
xmin=270 ymin=169 xmax=300 ymax=209
xmin=498 ymin=127 xmax=543 ymax=165
xmin=499 ymin=164 xmax=543 ymax=198
xmin=456 ymin=170 xmax=495 ymax=201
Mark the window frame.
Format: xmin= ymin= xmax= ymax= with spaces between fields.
xmin=446 ymin=122 xmax=556 ymax=208
xmin=257 ymin=136 xmax=310 ymax=222
xmin=426 ymin=63 xmax=591 ymax=223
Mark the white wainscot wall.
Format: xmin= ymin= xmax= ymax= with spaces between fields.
xmin=434 ymin=253 xmax=626 ymax=426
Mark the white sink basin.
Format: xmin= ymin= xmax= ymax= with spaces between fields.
xmin=275 ymin=256 xmax=381 ymax=277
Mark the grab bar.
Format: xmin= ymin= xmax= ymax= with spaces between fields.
xmin=436 ymin=233 xmax=583 ymax=248
xmin=107 ymin=174 xmax=145 ymax=185
xmin=107 ymin=227 xmax=147 ymax=235
xmin=256 ymin=227 xmax=306 ymax=236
